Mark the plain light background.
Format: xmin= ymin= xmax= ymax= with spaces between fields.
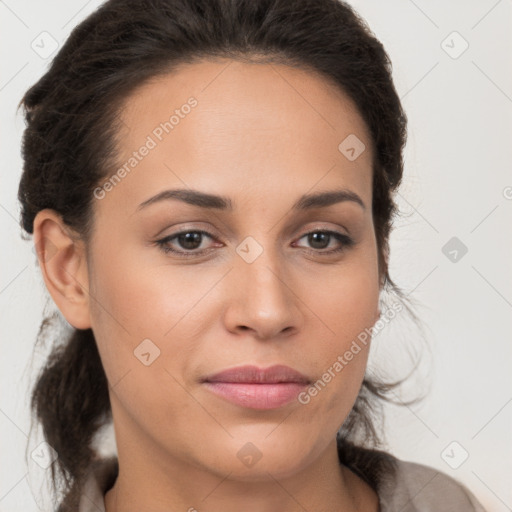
xmin=1 ymin=1 xmax=511 ymax=511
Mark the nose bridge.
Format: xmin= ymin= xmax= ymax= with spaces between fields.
xmin=237 ymin=235 xmax=288 ymax=307
xmin=226 ymin=233 xmax=301 ymax=336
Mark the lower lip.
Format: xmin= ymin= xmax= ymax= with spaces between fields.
xmin=203 ymin=382 xmax=308 ymax=410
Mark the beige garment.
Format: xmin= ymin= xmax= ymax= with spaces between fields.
xmin=76 ymin=454 xmax=487 ymax=512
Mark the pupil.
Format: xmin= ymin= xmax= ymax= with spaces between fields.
xmin=179 ymin=232 xmax=202 ymax=250
xmin=309 ymin=232 xmax=329 ymax=249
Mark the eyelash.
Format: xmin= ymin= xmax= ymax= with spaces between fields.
xmin=154 ymin=229 xmax=355 ymax=259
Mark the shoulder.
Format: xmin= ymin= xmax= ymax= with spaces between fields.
xmin=377 ymin=455 xmax=487 ymax=512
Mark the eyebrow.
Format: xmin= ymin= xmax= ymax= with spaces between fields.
xmin=136 ymin=187 xmax=365 ymax=212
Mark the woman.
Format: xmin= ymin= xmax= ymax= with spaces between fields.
xmin=18 ymin=0 xmax=487 ymax=510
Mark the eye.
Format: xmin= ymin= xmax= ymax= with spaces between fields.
xmin=154 ymin=228 xmax=355 ymax=258
xmin=155 ymin=230 xmax=218 ymax=258
xmin=293 ymin=230 xmax=354 ymax=255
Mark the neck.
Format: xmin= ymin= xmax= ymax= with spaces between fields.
xmin=104 ymin=435 xmax=379 ymax=512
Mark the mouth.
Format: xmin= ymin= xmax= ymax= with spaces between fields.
xmin=201 ymin=364 xmax=311 ymax=410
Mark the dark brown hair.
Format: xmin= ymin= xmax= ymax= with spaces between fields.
xmin=18 ymin=0 xmax=422 ymax=509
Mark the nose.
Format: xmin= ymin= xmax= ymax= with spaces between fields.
xmin=222 ymin=244 xmax=303 ymax=340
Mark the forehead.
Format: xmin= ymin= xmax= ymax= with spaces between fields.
xmin=104 ymin=58 xmax=373 ymax=214
xmin=120 ymin=57 xmax=371 ymax=147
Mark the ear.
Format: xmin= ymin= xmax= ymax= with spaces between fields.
xmin=33 ymin=209 xmax=91 ymax=329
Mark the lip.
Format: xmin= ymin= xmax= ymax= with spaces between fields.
xmin=202 ymin=364 xmax=310 ymax=384
xmin=201 ymin=364 xmax=311 ymax=410
xmin=202 ymin=365 xmax=311 ymax=410
xmin=203 ymin=382 xmax=309 ymax=410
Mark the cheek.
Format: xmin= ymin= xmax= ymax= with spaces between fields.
xmin=86 ymin=245 xmax=168 ymax=385
xmin=298 ymin=251 xmax=379 ymax=412
xmin=304 ymin=247 xmax=380 ymax=349
xmin=87 ymin=251 xmax=197 ymax=430
xmin=87 ymin=241 xmax=220 ymax=393
xmin=89 ymin=245 xmax=195 ymax=338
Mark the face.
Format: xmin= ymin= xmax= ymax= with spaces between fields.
xmin=84 ymin=59 xmax=381 ymax=480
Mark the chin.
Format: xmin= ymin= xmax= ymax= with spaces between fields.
xmin=203 ymin=436 xmax=316 ymax=482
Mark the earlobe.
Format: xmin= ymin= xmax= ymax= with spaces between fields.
xmin=33 ymin=209 xmax=92 ymax=329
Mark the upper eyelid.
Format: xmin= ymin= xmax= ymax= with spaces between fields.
xmin=157 ymin=220 xmax=352 ymax=239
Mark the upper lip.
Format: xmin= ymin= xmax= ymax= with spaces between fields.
xmin=202 ymin=364 xmax=310 ymax=384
